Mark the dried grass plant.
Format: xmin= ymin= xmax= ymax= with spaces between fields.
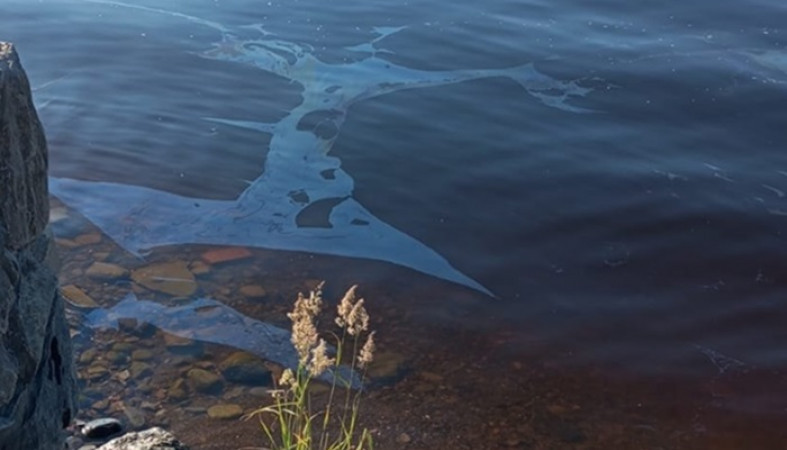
xmin=249 ymin=283 xmax=375 ymax=450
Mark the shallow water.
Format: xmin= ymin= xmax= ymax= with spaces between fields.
xmin=5 ymin=0 xmax=787 ymax=447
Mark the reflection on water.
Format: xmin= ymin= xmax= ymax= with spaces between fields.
xmin=49 ymin=0 xmax=595 ymax=297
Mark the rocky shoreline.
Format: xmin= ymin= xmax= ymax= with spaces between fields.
xmin=0 ymin=42 xmax=207 ymax=450
xmin=53 ymin=226 xmax=407 ymax=449
xmin=1 ymin=42 xmax=77 ymax=450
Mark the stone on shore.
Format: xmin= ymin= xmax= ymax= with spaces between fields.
xmin=96 ymin=427 xmax=188 ymax=450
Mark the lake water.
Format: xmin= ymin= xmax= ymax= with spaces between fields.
xmin=5 ymin=0 xmax=787 ymax=448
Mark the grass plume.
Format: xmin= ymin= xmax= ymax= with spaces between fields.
xmin=249 ymin=283 xmax=375 ymax=450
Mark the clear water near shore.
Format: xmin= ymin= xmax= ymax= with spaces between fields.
xmin=5 ymin=0 xmax=787 ymax=448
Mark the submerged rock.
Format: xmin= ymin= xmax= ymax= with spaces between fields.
xmin=86 ymin=262 xmax=129 ymax=280
xmin=73 ymin=233 xmax=103 ymax=246
xmin=238 ymin=284 xmax=267 ymax=299
xmin=61 ymin=284 xmax=99 ymax=308
xmin=167 ymin=378 xmax=188 ymax=401
xmin=187 ymin=260 xmax=211 ymax=276
xmin=186 ymin=368 xmax=223 ymax=394
xmin=219 ymin=351 xmax=272 ymax=386
xmin=206 ymin=404 xmax=244 ymax=420
xmin=367 ymin=351 xmax=409 ymax=384
xmin=85 ymin=364 xmax=109 ymax=381
xmin=130 ymin=261 xmax=196 ymax=297
xmin=163 ymin=333 xmax=203 ymax=357
xmin=122 ymin=404 xmax=146 ymax=429
xmin=131 ymin=349 xmax=154 ymax=362
xmin=79 ymin=348 xmax=99 ymax=364
xmin=111 ymin=342 xmax=134 ymax=354
xmin=200 ymin=247 xmax=252 ymax=265
xmin=129 ymin=362 xmax=153 ymax=380
xmin=105 ymin=351 xmax=128 ymax=365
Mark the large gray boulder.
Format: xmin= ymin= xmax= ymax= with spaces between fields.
xmin=0 ymin=42 xmax=78 ymax=450
xmin=97 ymin=428 xmax=189 ymax=450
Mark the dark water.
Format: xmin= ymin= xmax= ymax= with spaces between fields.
xmin=5 ymin=0 xmax=787 ymax=445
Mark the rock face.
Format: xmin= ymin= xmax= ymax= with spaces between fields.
xmin=0 ymin=42 xmax=78 ymax=449
xmin=0 ymin=43 xmax=49 ymax=250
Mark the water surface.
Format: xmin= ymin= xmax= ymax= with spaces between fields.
xmin=4 ymin=0 xmax=787 ymax=447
